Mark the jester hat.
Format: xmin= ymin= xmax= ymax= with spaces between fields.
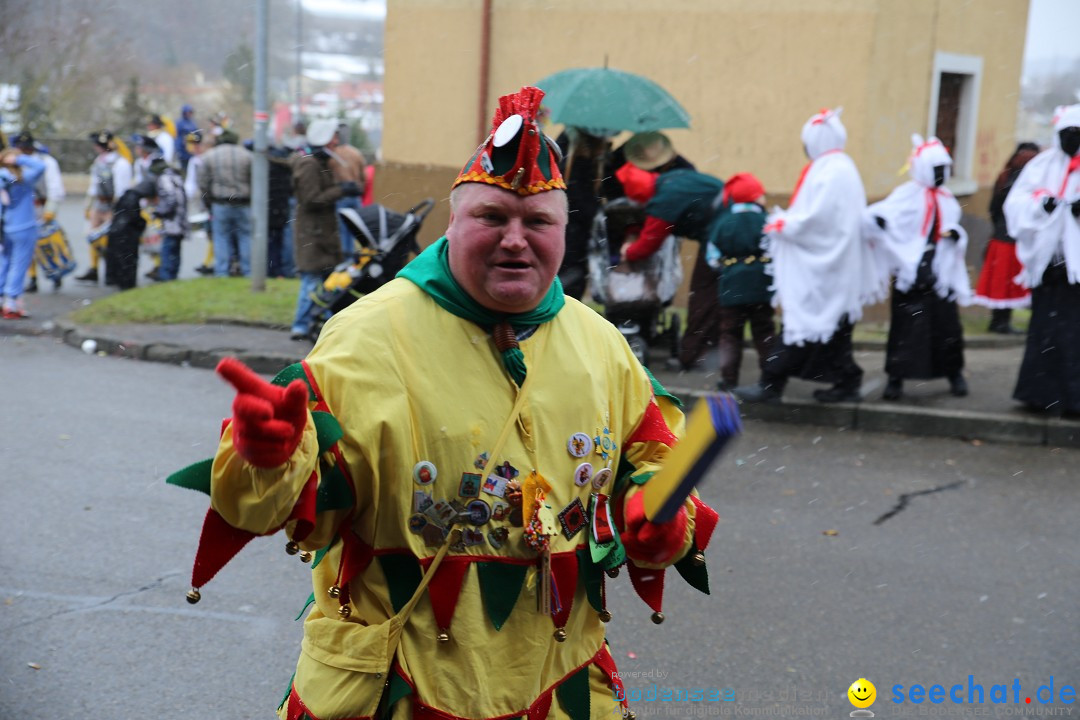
xmin=453 ymin=86 xmax=566 ymax=196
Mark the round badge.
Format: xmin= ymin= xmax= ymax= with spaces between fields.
xmin=573 ymin=462 xmax=594 ymax=487
xmin=493 ymin=114 xmax=524 ymax=147
xmin=413 ymin=461 xmax=437 ymax=486
xmin=567 ymin=432 xmax=593 ymax=458
xmin=408 ymin=513 xmax=428 ymax=534
xmin=467 ymin=499 xmax=492 ymax=526
xmin=591 ymin=467 xmax=613 ymax=490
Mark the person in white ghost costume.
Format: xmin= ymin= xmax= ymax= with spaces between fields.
xmin=735 ymin=107 xmax=885 ymax=404
xmin=865 ymin=134 xmax=972 ymax=401
xmin=1003 ymin=103 xmax=1080 ymax=416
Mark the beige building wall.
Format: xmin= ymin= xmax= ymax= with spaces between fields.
xmin=380 ymin=0 xmax=1028 ymax=247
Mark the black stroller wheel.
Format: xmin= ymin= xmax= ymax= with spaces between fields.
xmin=626 ymin=332 xmax=648 ymax=367
xmin=667 ymin=312 xmax=681 ymax=358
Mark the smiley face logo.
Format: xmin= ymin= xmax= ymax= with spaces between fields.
xmin=848 ymin=678 xmax=877 ymax=711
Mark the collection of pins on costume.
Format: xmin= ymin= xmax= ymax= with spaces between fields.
xmin=276 ymin=427 xmax=632 ymax=639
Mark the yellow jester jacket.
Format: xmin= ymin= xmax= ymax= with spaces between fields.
xmin=209 ymin=279 xmax=706 ymax=720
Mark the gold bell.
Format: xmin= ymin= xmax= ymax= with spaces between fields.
xmin=626 ymin=710 xmax=637 ymax=720
xmin=598 ymin=609 xmax=613 ymax=623
xmin=299 ymin=551 xmax=313 ymax=563
xmin=436 ymin=630 xmax=451 ymax=643
xmin=605 ymin=567 xmax=620 ymax=579
xmin=186 ymin=587 xmax=202 ymax=604
xmin=328 ymin=585 xmax=341 ymax=599
xmin=553 ymin=627 xmax=567 ymax=642
xmin=691 ymin=552 xmax=706 ymax=566
xmin=285 ymin=541 xmax=299 ymax=555
xmin=337 ymin=604 xmax=351 ymax=619
xmin=651 ymin=611 xmax=665 ymax=625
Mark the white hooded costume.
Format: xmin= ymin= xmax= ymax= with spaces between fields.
xmin=1004 ymin=104 xmax=1080 ymax=288
xmin=866 ymin=135 xmax=972 ymax=304
xmin=765 ymin=108 xmax=885 ymax=345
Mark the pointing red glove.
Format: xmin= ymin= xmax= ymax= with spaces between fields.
xmin=619 ymin=491 xmax=689 ymax=566
xmin=217 ymin=357 xmax=310 ymax=468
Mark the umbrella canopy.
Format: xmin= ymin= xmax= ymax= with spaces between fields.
xmin=535 ymin=67 xmax=691 ymax=136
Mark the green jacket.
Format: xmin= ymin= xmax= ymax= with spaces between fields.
xmin=706 ymin=202 xmax=773 ymax=307
xmin=644 ymin=169 xmax=725 ymax=242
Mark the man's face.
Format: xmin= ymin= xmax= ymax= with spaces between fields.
xmin=447 ymin=184 xmax=567 ymax=314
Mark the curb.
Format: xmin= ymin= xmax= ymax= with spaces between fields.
xmin=36 ymin=320 xmax=1080 ymax=450
xmin=53 ymin=319 xmax=304 ymax=375
xmin=853 ymin=335 xmax=1024 ymax=351
xmin=663 ymin=383 xmax=1080 ymax=449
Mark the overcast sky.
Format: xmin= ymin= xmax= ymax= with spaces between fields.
xmin=303 ymin=0 xmax=385 ymax=20
xmin=302 ymin=0 xmax=1073 ymax=77
xmin=1023 ymin=0 xmax=1080 ymax=69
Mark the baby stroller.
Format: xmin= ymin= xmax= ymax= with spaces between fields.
xmin=306 ymin=198 xmax=435 ymax=338
xmin=588 ymin=197 xmax=682 ymax=367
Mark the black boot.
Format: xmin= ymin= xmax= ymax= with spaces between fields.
xmin=949 ymin=373 xmax=969 ymax=397
xmin=988 ymin=309 xmax=1018 ymax=334
xmin=75 ymin=268 xmax=98 ymax=283
xmin=882 ymin=376 xmax=903 ymax=401
xmin=25 ymin=277 xmax=38 ymax=293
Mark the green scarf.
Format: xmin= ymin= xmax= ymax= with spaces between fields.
xmin=398 ymin=236 xmax=565 ymax=385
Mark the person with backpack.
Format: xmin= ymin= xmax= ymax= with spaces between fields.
xmin=618 ymin=132 xmax=725 ymax=371
xmin=704 ymin=172 xmax=775 ymax=391
xmin=76 ymin=131 xmax=133 ymax=284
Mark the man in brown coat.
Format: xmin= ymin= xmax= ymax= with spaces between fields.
xmin=289 ymin=119 xmax=363 ymax=340
xmin=331 ymin=122 xmax=368 ymax=254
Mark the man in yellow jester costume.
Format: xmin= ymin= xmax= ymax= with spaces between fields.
xmin=170 ymin=86 xmax=719 ymax=720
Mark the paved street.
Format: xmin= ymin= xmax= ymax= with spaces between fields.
xmin=1 ymin=334 xmax=1076 ymax=718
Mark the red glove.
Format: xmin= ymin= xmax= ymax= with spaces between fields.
xmin=217 ymin=357 xmax=310 ymax=468
xmin=619 ymin=491 xmax=689 ymax=565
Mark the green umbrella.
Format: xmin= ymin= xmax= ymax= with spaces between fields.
xmin=535 ymin=67 xmax=691 ymax=136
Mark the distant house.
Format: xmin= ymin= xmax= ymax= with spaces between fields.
xmin=377 ymin=0 xmax=1029 ymax=246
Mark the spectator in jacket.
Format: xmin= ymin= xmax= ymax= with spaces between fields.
xmin=175 ymin=104 xmax=198 ymax=171
xmin=289 ymin=119 xmax=362 ymax=340
xmin=268 ymin=144 xmax=296 ymax=278
xmin=0 ymin=148 xmax=46 ymax=318
xmin=13 ymin=132 xmax=66 ymax=293
xmin=330 ymin=122 xmax=367 ymax=255
xmin=198 ymin=130 xmax=253 ymax=277
xmin=148 ymin=157 xmax=189 ymax=281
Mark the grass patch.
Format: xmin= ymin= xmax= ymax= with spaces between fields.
xmin=68 ymin=277 xmax=300 ymax=326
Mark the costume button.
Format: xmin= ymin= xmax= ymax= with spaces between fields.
xmin=590 ymin=467 xmax=612 ymax=490
xmin=466 ymin=499 xmax=492 ymax=526
xmin=567 ymin=432 xmax=593 ymax=458
xmin=413 ymin=461 xmax=436 ymax=485
xmin=573 ymin=462 xmax=593 ymax=487
xmin=408 ymin=513 xmax=428 ymax=534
